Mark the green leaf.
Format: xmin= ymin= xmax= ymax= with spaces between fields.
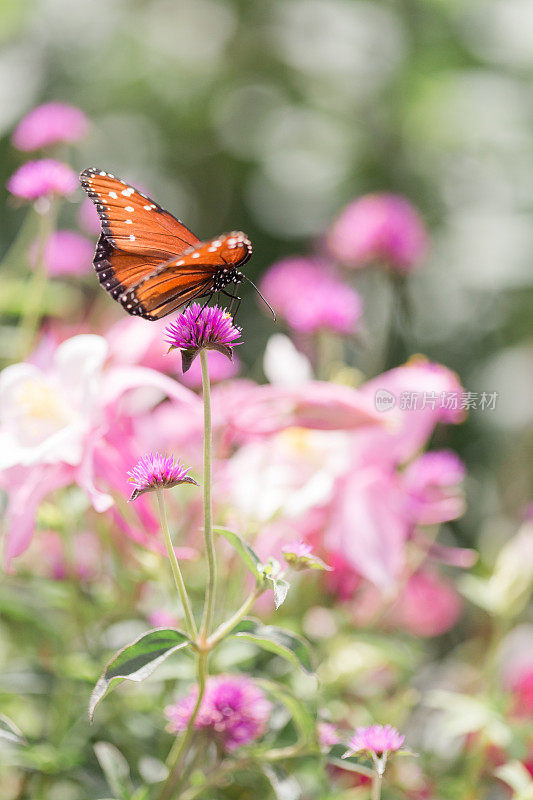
xmin=230 ymin=619 xmax=313 ymax=675
xmin=263 ymin=765 xmax=301 ymax=800
xmin=215 ymin=527 xmax=263 ymax=580
xmin=265 ymin=577 xmax=290 ymax=609
xmin=326 ymin=744 xmax=374 ymax=778
xmin=89 ymin=628 xmax=192 ymax=721
xmin=255 ymin=679 xmax=317 ymax=744
xmin=0 ymin=714 xmax=27 ymax=747
xmin=94 ymin=742 xmax=132 ymax=800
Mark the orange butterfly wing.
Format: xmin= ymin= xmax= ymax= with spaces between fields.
xmin=80 ymin=168 xmax=252 ymax=320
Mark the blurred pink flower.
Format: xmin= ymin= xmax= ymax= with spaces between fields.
xmin=78 ymin=196 xmax=101 ymax=235
xmin=0 ymin=334 xmax=199 ymax=568
xmin=318 ymin=722 xmax=340 ymax=749
xmin=7 ymin=159 xmax=78 ymax=201
xmin=148 ymin=609 xmax=181 ymax=628
xmin=511 ymin=670 xmax=533 ymax=717
xmin=344 ymin=724 xmax=405 ymax=757
xmin=260 ymin=257 xmax=362 ymax=334
xmin=30 ymin=230 xmax=93 ymax=276
xmin=403 ymin=450 xmax=466 ymax=525
xmin=165 ymin=674 xmax=271 ymax=751
xmin=328 ymin=193 xmax=428 ymax=273
xmin=12 ymin=102 xmax=89 ymax=151
xmin=390 ymin=570 xmax=462 ymax=637
xmin=180 ymin=349 xmax=240 ymax=388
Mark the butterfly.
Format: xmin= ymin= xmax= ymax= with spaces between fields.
xmin=79 ymin=168 xmax=268 ymax=320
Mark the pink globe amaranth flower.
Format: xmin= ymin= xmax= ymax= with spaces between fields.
xmin=12 ymin=102 xmax=89 ymax=151
xmin=127 ymin=452 xmax=197 ymax=500
xmin=165 ymin=303 xmax=242 ymax=373
xmin=7 ymin=159 xmax=78 ymax=201
xmin=165 ymin=674 xmax=272 ymax=751
xmin=260 ymin=257 xmax=362 ymax=335
xmin=390 ymin=570 xmax=462 ymax=637
xmin=328 ymin=193 xmax=428 ymax=274
xmin=282 ymin=540 xmax=331 ymax=571
xmin=30 ymin=230 xmax=93 ymax=277
xmin=344 ymin=724 xmax=405 ymax=757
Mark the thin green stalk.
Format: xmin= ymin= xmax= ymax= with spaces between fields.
xmin=156 ymin=489 xmax=197 ymax=640
xmin=158 ymin=651 xmax=208 ymax=800
xmin=208 ymin=586 xmax=262 ymax=647
xmin=199 ymin=349 xmax=216 ymax=642
xmin=372 ymin=770 xmax=383 ymax=800
xmin=18 ymin=201 xmax=56 ymax=357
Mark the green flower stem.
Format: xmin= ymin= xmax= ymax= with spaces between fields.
xmin=199 ymin=349 xmax=216 ymax=643
xmin=156 ymin=489 xmax=197 ymax=641
xmin=372 ymin=771 xmax=383 ymax=800
xmin=207 ymin=586 xmax=262 ymax=647
xmin=18 ymin=200 xmax=56 ymax=358
xmin=158 ymin=650 xmax=208 ymax=800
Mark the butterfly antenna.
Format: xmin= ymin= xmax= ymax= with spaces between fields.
xmin=243 ymin=276 xmax=276 ymax=321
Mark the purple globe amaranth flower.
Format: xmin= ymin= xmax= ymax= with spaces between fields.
xmin=127 ymin=452 xmax=197 ymax=501
xmin=12 ymin=102 xmax=89 ymax=151
xmin=7 ymin=159 xmax=78 ymax=201
xmin=343 ymin=724 xmax=405 ymax=758
xmin=282 ymin=540 xmax=332 ymax=572
xmin=260 ymin=257 xmax=362 ymax=335
xmin=328 ymin=193 xmax=428 ymax=274
xmin=165 ymin=674 xmax=271 ymax=751
xmin=165 ymin=303 xmax=242 ymax=373
xmin=30 ymin=230 xmax=93 ymax=276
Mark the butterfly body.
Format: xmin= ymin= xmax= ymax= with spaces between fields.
xmin=80 ymin=168 xmax=252 ymax=320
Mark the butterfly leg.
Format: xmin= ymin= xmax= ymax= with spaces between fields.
xmin=221 ymin=290 xmax=242 ymax=319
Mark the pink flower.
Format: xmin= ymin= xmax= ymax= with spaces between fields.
xmin=19 ymin=530 xmax=103 ymax=581
xmin=127 ymin=452 xmax=196 ymax=500
xmin=389 ymin=570 xmax=462 ymax=637
xmin=165 ymin=675 xmax=271 ymax=751
xmin=344 ymin=724 xmax=405 ymax=757
xmin=328 ymin=193 xmax=428 ymax=273
xmin=7 ymin=159 xmax=78 ymax=201
xmin=260 ymin=257 xmax=362 ymax=334
xmin=511 ymin=671 xmax=533 ymax=717
xmin=30 ymin=230 xmax=93 ymax=276
xmin=148 ymin=609 xmax=181 ymax=629
xmin=165 ymin=304 xmax=242 ymax=373
xmin=0 ymin=334 xmax=200 ymax=568
xmin=179 ymin=349 xmax=240 ymax=388
xmin=403 ymin=450 xmax=466 ymax=526
xmin=12 ymin=102 xmax=89 ymax=151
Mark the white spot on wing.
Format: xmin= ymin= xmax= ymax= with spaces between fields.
xmin=125 ymin=219 xmax=133 ymax=224
xmin=129 ymin=234 xmax=136 ymax=241
xmin=109 ymin=191 xmax=118 ymax=199
xmin=125 ymin=206 xmax=134 ymax=213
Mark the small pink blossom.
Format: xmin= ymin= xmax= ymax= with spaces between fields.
xmin=127 ymin=452 xmax=197 ymax=500
xmin=260 ymin=257 xmax=362 ymax=335
xmin=165 ymin=304 xmax=242 ymax=373
xmin=328 ymin=193 xmax=428 ymax=273
xmin=148 ymin=609 xmax=181 ymax=629
xmin=165 ymin=675 xmax=271 ymax=751
xmin=12 ymin=102 xmax=89 ymax=151
xmin=344 ymin=724 xmax=405 ymax=757
xmin=30 ymin=230 xmax=93 ymax=276
xmin=7 ymin=159 xmax=78 ymax=201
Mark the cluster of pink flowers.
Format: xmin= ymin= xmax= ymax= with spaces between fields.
xmin=165 ymin=675 xmax=271 ymax=751
xmin=8 ymin=159 xmax=78 ymax=202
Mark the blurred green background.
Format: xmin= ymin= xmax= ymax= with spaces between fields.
xmin=1 ymin=0 xmax=532 ymax=538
